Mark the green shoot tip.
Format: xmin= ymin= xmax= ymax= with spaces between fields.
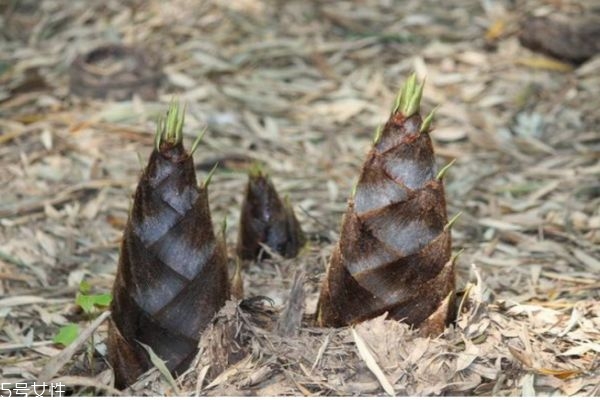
xmin=203 ymin=162 xmax=219 ymax=187
xmin=444 ymin=211 xmax=463 ymax=231
xmin=156 ymin=99 xmax=186 ymax=147
xmin=154 ymin=116 xmax=164 ymax=150
xmin=404 ymin=77 xmax=425 ymax=117
xmin=450 ymin=248 xmax=464 ymax=265
xmin=436 ymin=158 xmax=456 ymax=180
xmin=351 ymin=180 xmax=359 ymax=198
xmin=420 ymin=105 xmax=438 ymax=133
xmin=393 ymin=73 xmax=426 ymax=117
xmin=248 ymin=161 xmax=266 ymax=178
xmin=373 ymin=124 xmax=383 ymax=144
xmin=190 ymin=127 xmax=207 ymax=156
xmin=394 ymin=73 xmax=416 ymax=113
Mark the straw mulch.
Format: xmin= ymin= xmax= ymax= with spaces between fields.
xmin=0 ymin=0 xmax=598 ymax=396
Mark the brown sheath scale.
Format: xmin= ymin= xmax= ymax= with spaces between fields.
xmin=108 ymin=104 xmax=229 ymax=388
xmin=316 ymin=75 xmax=457 ymax=336
xmin=237 ymin=168 xmax=305 ymax=261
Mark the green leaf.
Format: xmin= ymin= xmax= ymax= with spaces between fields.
xmin=394 ymin=73 xmax=416 ymax=113
xmin=436 ymin=158 xmax=456 ymax=180
xmin=164 ymin=100 xmax=185 ymax=144
xmin=203 ymin=162 xmax=219 ymax=188
xmin=404 ymin=78 xmax=425 ymax=116
xmin=79 ymin=280 xmax=91 ymax=295
xmin=76 ymin=293 xmax=113 ymax=314
xmin=420 ymin=106 xmax=438 ymax=133
xmin=155 ymin=116 xmax=165 ymax=150
xmin=372 ymin=124 xmax=383 ymax=144
xmin=76 ymin=294 xmax=95 ymax=314
xmin=53 ymin=323 xmax=80 ymax=346
xmin=444 ymin=211 xmax=463 ymax=231
xmin=190 ymin=127 xmax=207 ymax=156
xmin=90 ymin=293 xmax=112 ymax=307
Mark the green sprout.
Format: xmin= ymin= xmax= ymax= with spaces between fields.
xmin=203 ymin=162 xmax=219 ymax=188
xmin=351 ymin=179 xmax=359 ymax=199
xmin=53 ymin=323 xmax=80 ymax=347
xmin=248 ymin=161 xmax=266 ymax=178
xmin=53 ymin=281 xmax=112 ymax=346
xmin=393 ymin=73 xmax=426 ymax=117
xmin=155 ymin=100 xmax=186 ymax=150
xmin=372 ymin=124 xmax=383 ymax=144
xmin=420 ymin=106 xmax=438 ymax=133
xmin=190 ymin=126 xmax=207 ymax=156
xmin=436 ymin=158 xmax=456 ymax=181
xmin=444 ymin=211 xmax=463 ymax=231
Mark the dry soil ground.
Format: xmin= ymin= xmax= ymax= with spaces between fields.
xmin=0 ymin=0 xmax=599 ymax=396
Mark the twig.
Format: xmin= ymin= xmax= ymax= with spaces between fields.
xmin=352 ymin=328 xmax=395 ymax=396
xmin=276 ymin=270 xmax=306 ymax=337
xmin=0 ymin=179 xmax=129 ymax=218
xmin=0 ymin=340 xmax=53 ymax=353
xmin=310 ymin=333 xmax=330 ymax=373
xmin=0 ymin=249 xmax=30 ymax=270
xmin=38 ymin=311 xmax=111 ymax=382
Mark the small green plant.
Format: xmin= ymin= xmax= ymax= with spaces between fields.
xmin=75 ymin=281 xmax=112 ymax=315
xmin=53 ymin=281 xmax=113 ymax=346
xmin=53 ymin=281 xmax=112 ymax=373
xmin=53 ymin=323 xmax=80 ymax=347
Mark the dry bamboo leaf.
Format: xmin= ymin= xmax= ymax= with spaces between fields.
xmin=205 ymin=355 xmax=252 ymax=390
xmin=316 ymin=75 xmax=455 ymax=335
xmin=536 ymin=367 xmax=581 ymax=380
xmin=138 ymin=341 xmax=179 ymax=395
xmin=559 ymin=305 xmax=583 ymax=337
xmin=572 ymin=249 xmax=600 ymax=272
xmin=310 ymin=334 xmax=331 ymax=373
xmin=0 ymin=296 xmax=47 ymax=307
xmin=195 ymin=364 xmax=210 ymax=394
xmin=455 ymin=337 xmax=479 ymax=372
xmin=276 ymin=270 xmax=306 ymax=337
xmin=508 ymin=344 xmax=533 ymax=368
xmin=351 ymin=328 xmax=395 ymax=396
xmin=515 ymin=57 xmax=574 ymax=72
xmin=561 ymin=343 xmax=600 ymax=357
xmin=478 ymin=218 xmax=524 ymax=231
xmin=521 ymin=373 xmax=536 ymax=396
xmin=108 ymin=102 xmax=229 ymax=388
xmin=561 ymin=378 xmax=585 ymax=396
